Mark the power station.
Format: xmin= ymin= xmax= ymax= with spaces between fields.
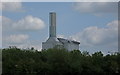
xmin=42 ymin=12 xmax=80 ymax=51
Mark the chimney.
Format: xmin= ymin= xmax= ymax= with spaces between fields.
xmin=49 ymin=12 xmax=56 ymax=37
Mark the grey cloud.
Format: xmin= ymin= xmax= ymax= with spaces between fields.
xmin=71 ymin=20 xmax=118 ymax=53
xmin=74 ymin=2 xmax=118 ymax=15
xmin=1 ymin=2 xmax=23 ymax=12
xmin=2 ymin=16 xmax=45 ymax=31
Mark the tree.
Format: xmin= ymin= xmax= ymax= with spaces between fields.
xmin=2 ymin=47 xmax=120 ymax=75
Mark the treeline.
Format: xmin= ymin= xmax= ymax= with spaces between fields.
xmin=2 ymin=47 xmax=120 ymax=75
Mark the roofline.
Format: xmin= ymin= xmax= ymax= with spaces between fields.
xmin=57 ymin=38 xmax=80 ymax=44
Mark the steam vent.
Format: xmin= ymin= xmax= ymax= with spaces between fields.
xmin=42 ymin=12 xmax=80 ymax=51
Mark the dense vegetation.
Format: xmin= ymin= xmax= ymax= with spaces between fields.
xmin=2 ymin=47 xmax=120 ymax=75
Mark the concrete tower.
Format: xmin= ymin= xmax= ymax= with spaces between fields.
xmin=49 ymin=12 xmax=56 ymax=37
xmin=42 ymin=12 xmax=62 ymax=50
xmin=47 ymin=12 xmax=59 ymax=42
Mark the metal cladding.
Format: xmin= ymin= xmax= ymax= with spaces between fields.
xmin=49 ymin=12 xmax=56 ymax=37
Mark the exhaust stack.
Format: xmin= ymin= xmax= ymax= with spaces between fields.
xmin=49 ymin=12 xmax=56 ymax=37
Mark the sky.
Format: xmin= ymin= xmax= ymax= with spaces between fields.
xmin=1 ymin=1 xmax=119 ymax=54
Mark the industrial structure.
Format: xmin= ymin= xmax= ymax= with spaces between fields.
xmin=42 ymin=12 xmax=80 ymax=51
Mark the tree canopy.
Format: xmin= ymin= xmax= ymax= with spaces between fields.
xmin=2 ymin=47 xmax=120 ymax=75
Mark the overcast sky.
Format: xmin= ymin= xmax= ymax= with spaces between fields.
xmin=1 ymin=1 xmax=119 ymax=54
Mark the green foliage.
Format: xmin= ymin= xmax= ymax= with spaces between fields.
xmin=2 ymin=47 xmax=120 ymax=75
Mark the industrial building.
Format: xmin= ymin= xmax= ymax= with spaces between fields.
xmin=42 ymin=12 xmax=80 ymax=51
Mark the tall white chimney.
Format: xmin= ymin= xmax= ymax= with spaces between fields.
xmin=49 ymin=12 xmax=56 ymax=37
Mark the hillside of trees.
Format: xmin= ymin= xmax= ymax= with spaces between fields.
xmin=2 ymin=47 xmax=120 ymax=75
